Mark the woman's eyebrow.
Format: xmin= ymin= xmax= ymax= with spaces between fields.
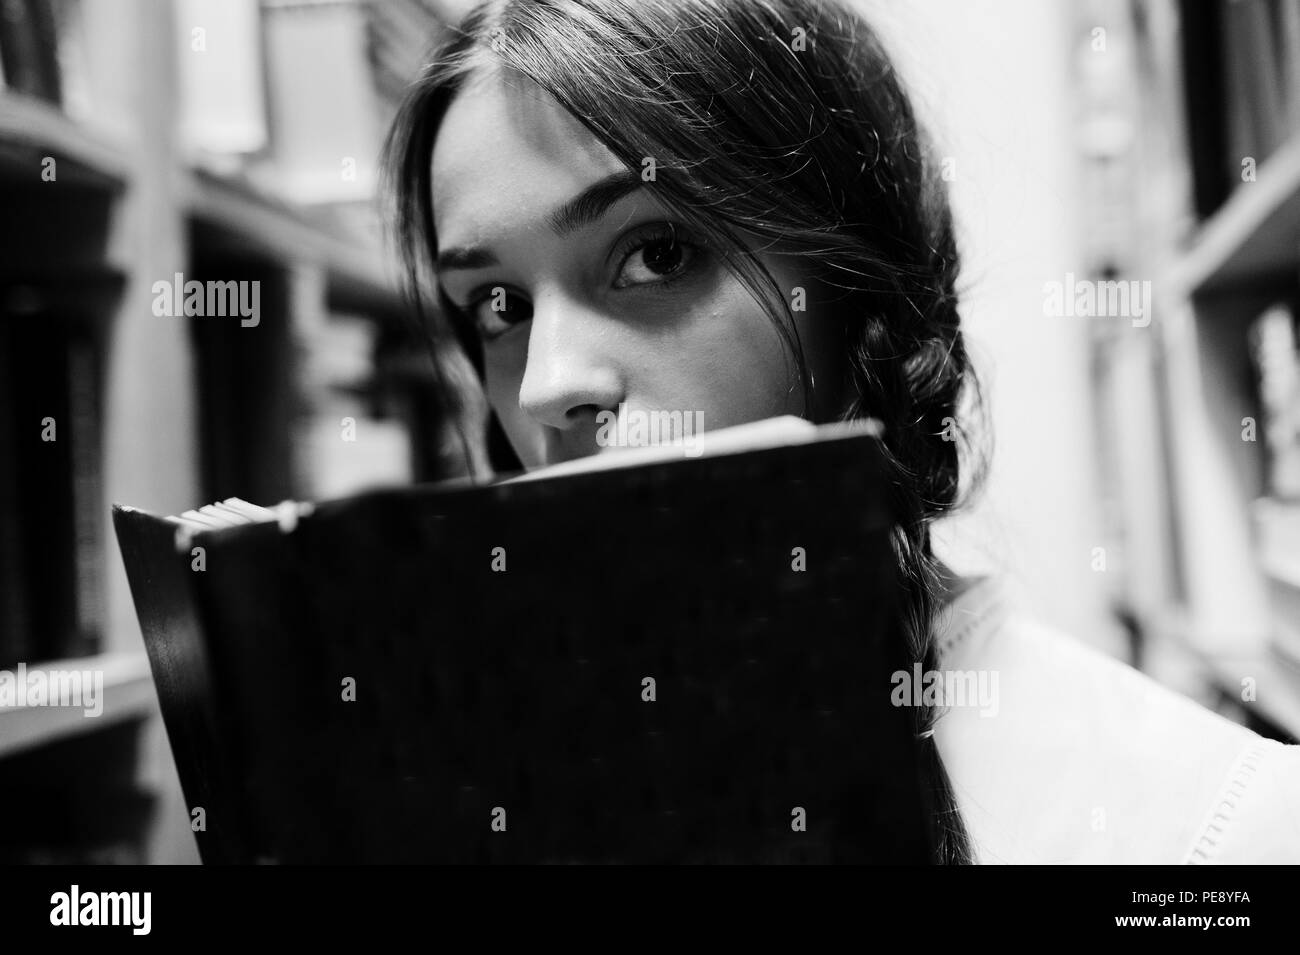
xmin=436 ymin=170 xmax=646 ymax=276
xmin=546 ymin=170 xmax=644 ymax=236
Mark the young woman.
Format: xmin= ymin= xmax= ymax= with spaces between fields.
xmin=385 ymin=0 xmax=1300 ymax=863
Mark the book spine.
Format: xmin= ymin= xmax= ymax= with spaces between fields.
xmin=66 ymin=337 xmax=101 ymax=658
xmin=111 ymin=506 xmax=254 ymax=863
xmin=1278 ymin=0 xmax=1300 ymax=137
xmin=260 ymin=0 xmax=379 ymax=201
xmin=0 ymin=0 xmax=61 ymax=102
xmin=24 ymin=0 xmax=59 ymax=103
xmin=51 ymin=0 xmax=91 ymax=120
xmin=1248 ymin=303 xmax=1300 ymax=499
xmin=175 ymin=0 xmax=268 ymax=162
xmin=1222 ymin=0 xmax=1261 ymax=189
xmin=1240 ymin=0 xmax=1286 ymax=156
xmin=0 ymin=0 xmax=35 ymax=95
xmin=0 ymin=322 xmax=32 ymax=669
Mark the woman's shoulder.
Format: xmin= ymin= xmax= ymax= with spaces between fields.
xmin=1182 ymin=726 xmax=1300 ymax=864
xmin=931 ymin=575 xmax=1300 ymax=864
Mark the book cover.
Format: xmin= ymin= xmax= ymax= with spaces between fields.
xmin=113 ymin=421 xmax=933 ymax=864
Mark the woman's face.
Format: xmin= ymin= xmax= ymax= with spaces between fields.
xmin=430 ymin=68 xmax=843 ymax=469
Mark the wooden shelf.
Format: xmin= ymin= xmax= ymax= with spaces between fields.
xmin=1167 ymin=133 xmax=1300 ymax=297
xmin=183 ymin=168 xmax=403 ymax=314
xmin=1262 ymin=557 xmax=1300 ymax=591
xmin=0 ymin=651 xmax=156 ymax=758
xmin=0 ymin=92 xmax=131 ymax=191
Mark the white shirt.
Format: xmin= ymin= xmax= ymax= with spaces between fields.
xmin=932 ymin=576 xmax=1300 ymax=864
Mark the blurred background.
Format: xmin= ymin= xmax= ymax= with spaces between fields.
xmin=0 ymin=0 xmax=1296 ymax=863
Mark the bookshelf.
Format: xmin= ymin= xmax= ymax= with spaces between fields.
xmin=1166 ymin=132 xmax=1300 ymax=295
xmin=184 ymin=167 xmax=399 ymax=313
xmin=0 ymin=0 xmax=459 ymax=862
xmin=0 ymin=92 xmax=131 ymax=189
xmin=1083 ymin=0 xmax=1300 ymax=744
xmin=0 ymin=652 xmax=154 ymax=759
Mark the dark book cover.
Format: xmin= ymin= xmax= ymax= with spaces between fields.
xmin=114 ymin=426 xmax=933 ymax=864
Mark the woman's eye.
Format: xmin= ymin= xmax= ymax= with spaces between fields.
xmin=614 ymin=233 xmax=699 ymax=288
xmin=469 ymin=289 xmax=533 ymax=340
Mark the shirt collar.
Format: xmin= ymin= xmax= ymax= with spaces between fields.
xmin=933 ymin=574 xmax=1010 ymax=664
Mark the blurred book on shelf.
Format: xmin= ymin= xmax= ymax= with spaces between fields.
xmin=1204 ymin=0 xmax=1300 ymax=210
xmin=49 ymin=0 xmax=89 ymax=120
xmin=0 ymin=0 xmax=61 ymax=104
xmin=294 ymin=311 xmax=414 ymax=500
xmin=172 ymin=0 xmax=451 ymax=203
xmin=0 ymin=723 xmax=156 ymax=864
xmin=1254 ymin=497 xmax=1300 ymax=666
xmin=0 ymin=272 xmax=121 ymax=670
xmin=1231 ymin=0 xmax=1286 ymax=159
xmin=1282 ymin=0 xmax=1300 ymax=132
xmin=260 ymin=0 xmax=382 ymax=204
xmin=0 ymin=0 xmax=97 ymax=120
xmin=1249 ymin=303 xmax=1300 ymax=499
xmin=175 ymin=0 xmax=269 ymax=171
xmin=1249 ymin=302 xmax=1300 ymax=668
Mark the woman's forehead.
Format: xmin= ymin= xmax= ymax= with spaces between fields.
xmin=430 ymin=70 xmax=627 ymax=244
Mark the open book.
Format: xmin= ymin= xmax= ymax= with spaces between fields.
xmin=113 ymin=416 xmax=932 ymax=864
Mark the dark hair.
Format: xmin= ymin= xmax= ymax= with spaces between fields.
xmin=384 ymin=0 xmax=989 ymax=863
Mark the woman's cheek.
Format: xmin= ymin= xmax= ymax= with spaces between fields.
xmin=663 ymin=285 xmax=801 ymax=427
xmin=480 ymin=267 xmax=804 ymax=457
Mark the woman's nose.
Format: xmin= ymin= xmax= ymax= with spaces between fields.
xmin=516 ymin=292 xmax=625 ymax=431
